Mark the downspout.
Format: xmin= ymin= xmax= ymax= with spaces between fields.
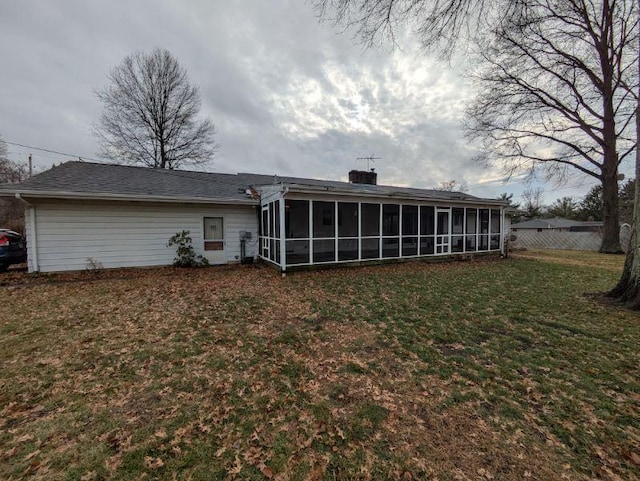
xmin=15 ymin=193 xmax=39 ymax=272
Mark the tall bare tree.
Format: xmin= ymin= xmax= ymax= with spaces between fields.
xmin=93 ymin=48 xmax=218 ymax=169
xmin=316 ymin=0 xmax=637 ymax=254
xmin=467 ymin=0 xmax=637 ymax=253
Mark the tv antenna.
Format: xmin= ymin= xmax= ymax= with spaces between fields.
xmin=357 ymin=155 xmax=381 ymax=171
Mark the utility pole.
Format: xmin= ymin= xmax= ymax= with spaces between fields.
xmin=28 ymin=154 xmax=33 ymax=177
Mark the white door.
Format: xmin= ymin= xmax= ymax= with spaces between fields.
xmin=436 ymin=208 xmax=450 ymax=254
xmin=203 ymin=216 xmax=226 ymax=264
xmin=261 ymin=207 xmax=270 ymax=259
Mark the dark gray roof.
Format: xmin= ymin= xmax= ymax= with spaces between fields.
xmin=0 ymin=161 xmax=256 ymax=203
xmin=511 ymin=217 xmax=602 ymax=229
xmin=0 ymin=161 xmax=504 ymax=205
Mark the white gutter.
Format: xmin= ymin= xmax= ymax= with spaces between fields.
xmin=280 ymin=185 xmax=509 ymax=207
xmin=4 ymin=190 xmax=259 ymax=205
xmin=15 ymin=193 xmax=39 ymax=272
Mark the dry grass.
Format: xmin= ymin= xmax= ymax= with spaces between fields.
xmin=511 ymin=248 xmax=625 ymax=272
xmin=0 ymin=253 xmax=639 ymax=480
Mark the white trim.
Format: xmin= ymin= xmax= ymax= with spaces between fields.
xmin=29 ymin=206 xmax=39 ymax=272
xmin=279 ymin=185 xmax=508 ymax=206
xmin=12 ymin=190 xmax=258 ymax=205
xmin=279 ymin=198 xmax=286 ymax=271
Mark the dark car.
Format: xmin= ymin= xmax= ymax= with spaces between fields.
xmin=0 ymin=229 xmax=27 ymax=272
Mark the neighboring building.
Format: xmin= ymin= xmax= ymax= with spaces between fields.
xmin=0 ymin=161 xmax=508 ymax=273
xmin=511 ymin=217 xmax=602 ymax=251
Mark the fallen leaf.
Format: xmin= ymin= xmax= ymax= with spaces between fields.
xmin=23 ymin=449 xmax=40 ymax=461
xmin=258 ymin=462 xmax=274 ymax=479
xmin=16 ymin=434 xmax=34 ymax=443
xmin=144 ymin=456 xmax=164 ymax=469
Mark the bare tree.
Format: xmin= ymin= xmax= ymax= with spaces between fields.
xmin=0 ymin=137 xmax=28 ymax=184
xmin=314 ymin=0 xmax=499 ymax=55
xmin=467 ymin=0 xmax=638 ymax=253
xmin=93 ymin=48 xmax=218 ymax=169
xmin=316 ymin=1 xmax=637 ymax=254
xmin=0 ymin=136 xmax=28 ymax=233
xmin=436 ymin=179 xmax=468 ymax=191
xmin=520 ymin=187 xmax=545 ymax=219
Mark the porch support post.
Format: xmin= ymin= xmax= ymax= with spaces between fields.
xmin=279 ymin=193 xmax=287 ymax=272
xmin=499 ymin=207 xmax=505 ymax=256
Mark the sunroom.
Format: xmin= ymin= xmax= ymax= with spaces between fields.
xmin=256 ymin=182 xmax=507 ymax=272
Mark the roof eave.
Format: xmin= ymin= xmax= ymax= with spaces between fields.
xmin=5 ymin=189 xmax=259 ymax=205
xmin=275 ymin=184 xmax=508 ymax=206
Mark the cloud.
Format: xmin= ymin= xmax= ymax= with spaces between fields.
xmin=0 ymin=0 xmax=553 ymax=201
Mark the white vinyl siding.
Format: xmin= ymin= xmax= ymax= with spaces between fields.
xmin=25 ymin=200 xmax=258 ymax=272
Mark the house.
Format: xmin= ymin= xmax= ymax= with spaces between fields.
xmin=510 ymin=217 xmax=603 ymax=251
xmin=0 ymin=161 xmax=508 ymax=273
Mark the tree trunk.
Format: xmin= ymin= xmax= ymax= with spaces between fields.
xmin=599 ymin=167 xmax=621 ymax=253
xmin=608 ymin=12 xmax=640 ymax=305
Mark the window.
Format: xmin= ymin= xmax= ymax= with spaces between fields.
xmin=313 ymin=201 xmax=335 ymax=238
xmin=382 ymin=204 xmax=400 ymax=236
xmin=451 ymin=208 xmax=464 ymax=253
xmin=490 ymin=209 xmax=501 ymax=233
xmin=490 ymin=210 xmax=501 ymax=250
xmin=465 ymin=208 xmax=477 ymax=252
xmin=274 ymin=200 xmax=281 ymax=237
xmin=286 ymin=240 xmax=309 ymax=265
xmin=382 ymin=238 xmax=399 ymax=258
xmin=419 ymin=206 xmax=435 ymax=257
xmin=402 ymin=237 xmax=418 ymax=256
xmin=285 ymin=200 xmax=309 ymax=238
xmin=338 ymin=202 xmax=358 ymax=237
xmin=269 ymin=203 xmax=275 ymax=240
xmin=338 ymin=203 xmax=358 ymax=261
xmin=361 ymin=203 xmax=380 ymax=237
xmin=420 ymin=206 xmax=435 ymax=235
xmin=452 ymin=208 xmax=464 ymax=234
xmin=479 ymin=209 xmax=490 ymax=251
xmin=204 ymin=217 xmax=224 ymax=251
xmin=361 ymin=238 xmax=379 ymax=259
xmin=479 ymin=209 xmax=490 ymax=234
xmin=313 ymin=239 xmax=335 ymax=263
xmin=420 ymin=236 xmax=434 ymax=255
xmin=338 ymin=239 xmax=358 ymax=261
xmin=402 ymin=205 xmax=418 ymax=235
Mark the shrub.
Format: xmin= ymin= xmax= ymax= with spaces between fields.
xmin=167 ymin=230 xmax=209 ymax=268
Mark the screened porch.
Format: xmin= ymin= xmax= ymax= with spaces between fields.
xmin=259 ymin=196 xmax=504 ymax=271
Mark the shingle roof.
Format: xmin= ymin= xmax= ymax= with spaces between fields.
xmin=0 ymin=161 xmax=255 ymax=203
xmin=0 ymin=161 xmax=504 ymax=205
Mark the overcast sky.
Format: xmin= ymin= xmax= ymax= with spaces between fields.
xmin=0 ymin=0 xmax=610 ymax=203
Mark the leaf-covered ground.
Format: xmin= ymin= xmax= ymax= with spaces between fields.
xmin=0 ymin=252 xmax=638 ymax=480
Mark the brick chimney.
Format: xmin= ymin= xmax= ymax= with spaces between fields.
xmin=349 ymin=169 xmax=377 ymax=185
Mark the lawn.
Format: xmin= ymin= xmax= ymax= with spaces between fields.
xmin=0 ymin=251 xmax=638 ymax=480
